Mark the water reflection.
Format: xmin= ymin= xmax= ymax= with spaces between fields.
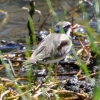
xmin=0 ymin=0 xmax=96 ymax=42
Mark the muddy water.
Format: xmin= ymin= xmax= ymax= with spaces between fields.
xmin=0 ymin=0 xmax=94 ymax=42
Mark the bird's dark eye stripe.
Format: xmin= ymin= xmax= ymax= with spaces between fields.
xmin=57 ymin=41 xmax=68 ymax=51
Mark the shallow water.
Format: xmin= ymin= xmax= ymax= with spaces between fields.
xmin=0 ymin=0 xmax=95 ymax=42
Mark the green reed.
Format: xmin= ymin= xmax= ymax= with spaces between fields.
xmin=1 ymin=0 xmax=100 ymax=99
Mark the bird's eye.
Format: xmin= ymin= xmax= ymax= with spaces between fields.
xmin=63 ymin=25 xmax=71 ymax=33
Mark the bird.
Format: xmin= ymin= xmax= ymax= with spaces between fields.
xmin=23 ymin=24 xmax=75 ymax=66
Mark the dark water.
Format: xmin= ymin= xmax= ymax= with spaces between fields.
xmin=0 ymin=0 xmax=95 ymax=42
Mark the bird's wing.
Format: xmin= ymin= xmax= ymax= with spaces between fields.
xmin=35 ymin=45 xmax=45 ymax=55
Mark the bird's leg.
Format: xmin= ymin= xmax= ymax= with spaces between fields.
xmin=54 ymin=63 xmax=58 ymax=82
xmin=43 ymin=64 xmax=54 ymax=83
xmin=45 ymin=64 xmax=48 ymax=76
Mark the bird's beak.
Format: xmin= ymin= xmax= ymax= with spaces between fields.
xmin=70 ymin=26 xmax=74 ymax=30
xmin=70 ymin=24 xmax=79 ymax=30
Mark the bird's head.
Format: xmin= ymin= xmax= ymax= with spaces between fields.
xmin=54 ymin=21 xmax=71 ymax=33
xmin=55 ymin=24 xmax=72 ymax=33
xmin=63 ymin=24 xmax=72 ymax=32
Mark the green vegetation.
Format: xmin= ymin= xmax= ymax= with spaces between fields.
xmin=0 ymin=0 xmax=100 ymax=100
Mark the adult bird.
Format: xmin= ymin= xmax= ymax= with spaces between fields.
xmin=23 ymin=24 xmax=75 ymax=66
